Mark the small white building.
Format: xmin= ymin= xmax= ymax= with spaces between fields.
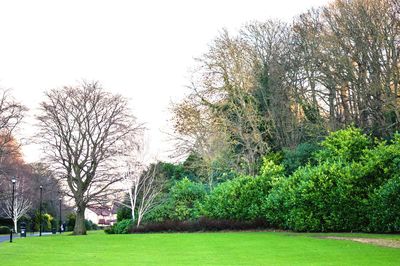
xmin=85 ymin=205 xmax=117 ymax=227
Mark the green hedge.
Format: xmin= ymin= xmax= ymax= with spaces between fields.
xmin=203 ymin=160 xmax=284 ymax=221
xmin=132 ymin=128 xmax=400 ymax=233
xmin=264 ymin=161 xmax=367 ymax=231
xmin=0 ymin=226 xmax=10 ymax=234
xmin=145 ymin=178 xmax=206 ymax=223
xmin=105 ymin=219 xmax=133 ymax=234
xmin=368 ymin=175 xmax=400 ymax=232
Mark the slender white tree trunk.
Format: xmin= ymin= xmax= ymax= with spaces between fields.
xmin=13 ymin=217 xmax=17 ymax=233
xmin=128 ymin=183 xmax=138 ymax=223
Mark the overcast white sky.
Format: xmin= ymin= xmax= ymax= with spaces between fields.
xmin=0 ymin=0 xmax=330 ymax=163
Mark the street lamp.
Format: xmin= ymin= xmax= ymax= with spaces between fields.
xmin=39 ymin=185 xmax=43 ymax=237
xmin=59 ymin=196 xmax=62 ymax=234
xmin=9 ymin=177 xmax=16 ymax=243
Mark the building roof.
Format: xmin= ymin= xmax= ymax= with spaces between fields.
xmin=88 ymin=206 xmax=112 ymax=216
xmin=88 ymin=203 xmax=119 ymax=216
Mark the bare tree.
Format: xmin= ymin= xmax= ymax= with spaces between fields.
xmin=0 ymin=89 xmax=27 ymax=160
xmin=174 ymin=29 xmax=271 ymax=176
xmin=120 ymin=161 xmax=143 ymax=224
xmin=1 ymin=182 xmax=32 ymax=233
xmin=36 ymin=82 xmax=142 ymax=235
xmin=117 ymin=160 xmax=166 ymax=228
xmin=136 ymin=164 xmax=165 ymax=227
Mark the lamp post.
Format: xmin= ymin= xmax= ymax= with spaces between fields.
xmin=9 ymin=177 xmax=16 ymax=243
xmin=59 ymin=197 xmax=62 ymax=234
xmin=39 ymin=185 xmax=43 ymax=237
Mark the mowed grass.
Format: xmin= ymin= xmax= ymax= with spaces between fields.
xmin=1 ymin=231 xmax=399 ymax=265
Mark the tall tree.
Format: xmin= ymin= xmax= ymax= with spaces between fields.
xmin=36 ymin=82 xmax=142 ymax=235
xmin=172 ymin=0 xmax=400 ymax=174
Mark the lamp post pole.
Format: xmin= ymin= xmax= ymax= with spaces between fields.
xmin=9 ymin=177 xmax=16 ymax=243
xmin=39 ymin=185 xmax=43 ymax=237
xmin=59 ymin=197 xmax=62 ymax=234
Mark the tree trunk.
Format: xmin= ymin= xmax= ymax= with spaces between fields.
xmin=129 ymin=185 xmax=137 ymax=224
xmin=328 ymin=86 xmax=336 ymax=131
xmin=13 ymin=218 xmax=17 ymax=233
xmin=73 ymin=204 xmax=87 ymax=235
xmin=136 ymin=213 xmax=142 ymax=228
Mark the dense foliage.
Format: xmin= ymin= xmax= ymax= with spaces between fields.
xmin=368 ymin=176 xmax=400 ymax=232
xmin=105 ymin=219 xmax=133 ymax=234
xmin=144 ymin=178 xmax=206 ymax=223
xmin=203 ymin=160 xmax=284 ymax=221
xmin=172 ymin=0 xmax=400 ymax=179
xmin=119 ymin=127 xmax=400 ymax=234
xmin=0 ymin=225 xmax=10 ymax=234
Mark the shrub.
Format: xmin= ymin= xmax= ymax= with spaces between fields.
xmin=264 ymin=161 xmax=366 ymax=232
xmin=130 ymin=218 xmax=268 ymax=233
xmin=169 ymin=178 xmax=206 ymax=221
xmin=104 ymin=227 xmax=114 ymax=234
xmin=368 ymin=175 xmax=400 ymax=232
xmin=282 ymin=142 xmax=320 ymax=175
xmin=261 ymin=175 xmax=293 ymax=229
xmin=143 ymin=202 xmax=173 ymax=223
xmin=315 ymin=126 xmax=372 ymax=163
xmin=32 ymin=212 xmax=53 ymax=232
xmin=204 ymin=160 xmax=284 ymax=221
xmin=360 ymin=134 xmax=400 ymax=188
xmin=66 ymin=213 xmax=76 ymax=231
xmin=0 ymin=226 xmax=10 ymax=234
xmin=145 ymin=178 xmax=206 ymax=222
xmin=105 ymin=219 xmax=133 ymax=234
xmin=85 ymin=220 xmax=98 ymax=231
xmin=117 ymin=207 xmax=131 ymax=222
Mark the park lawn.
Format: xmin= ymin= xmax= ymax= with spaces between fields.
xmin=0 ymin=231 xmax=399 ymax=265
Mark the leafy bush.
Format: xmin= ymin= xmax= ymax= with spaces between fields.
xmin=117 ymin=207 xmax=131 ymax=222
xmin=0 ymin=226 xmax=10 ymax=234
xmin=204 ymin=160 xmax=284 ymax=221
xmin=66 ymin=213 xmax=76 ymax=231
xmin=169 ymin=178 xmax=206 ymax=221
xmin=368 ymin=175 xmax=400 ymax=232
xmin=360 ymin=134 xmax=400 ymax=188
xmin=104 ymin=227 xmax=114 ymax=234
xmin=282 ymin=142 xmax=320 ymax=175
xmin=142 ymin=203 xmax=172 ymax=223
xmin=33 ymin=212 xmax=54 ymax=231
xmin=105 ymin=219 xmax=133 ymax=234
xmin=264 ymin=161 xmax=366 ymax=232
xmin=85 ymin=220 xmax=98 ymax=231
xmin=315 ymin=126 xmax=372 ymax=162
xmin=145 ymin=178 xmax=206 ymax=222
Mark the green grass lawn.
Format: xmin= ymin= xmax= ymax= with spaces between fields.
xmin=0 ymin=231 xmax=399 ymax=265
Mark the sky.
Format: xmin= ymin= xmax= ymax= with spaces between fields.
xmin=0 ymin=0 xmax=330 ymax=163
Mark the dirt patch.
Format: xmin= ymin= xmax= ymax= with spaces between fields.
xmin=321 ymin=236 xmax=400 ymax=248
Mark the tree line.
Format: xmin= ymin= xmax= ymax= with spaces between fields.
xmin=113 ymin=127 xmax=400 ymax=233
xmin=171 ymin=0 xmax=400 ymax=177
